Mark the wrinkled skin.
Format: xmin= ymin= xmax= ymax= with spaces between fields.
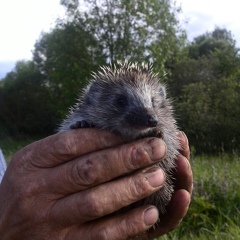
xmin=0 ymin=129 xmax=192 ymax=240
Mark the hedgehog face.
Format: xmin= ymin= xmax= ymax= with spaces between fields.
xmin=81 ymin=75 xmax=167 ymax=140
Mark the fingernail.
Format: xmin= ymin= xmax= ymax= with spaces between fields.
xmin=143 ymin=138 xmax=166 ymax=161
xmin=144 ymin=207 xmax=159 ymax=226
xmin=143 ymin=166 xmax=165 ymax=188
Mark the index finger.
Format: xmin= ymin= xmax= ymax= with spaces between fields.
xmin=14 ymin=129 xmax=123 ymax=168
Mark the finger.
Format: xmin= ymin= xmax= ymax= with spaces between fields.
xmin=14 ymin=129 xmax=123 ymax=168
xmin=50 ymin=166 xmax=165 ymax=227
xmin=66 ymin=206 xmax=159 ymax=240
xmin=178 ymin=131 xmax=190 ymax=160
xmin=147 ymin=189 xmax=190 ymax=239
xmin=46 ymin=138 xmax=166 ymax=195
xmin=173 ymin=154 xmax=193 ymax=194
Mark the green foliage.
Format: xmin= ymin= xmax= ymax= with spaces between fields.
xmin=33 ymin=21 xmax=105 ymax=116
xmin=0 ymin=135 xmax=39 ymax=163
xmin=0 ymin=60 xmax=58 ymax=136
xmin=159 ymin=155 xmax=240 ymax=240
xmin=1 ymin=0 xmax=240 ymax=156
xmin=169 ymin=28 xmax=240 ymax=153
xmin=188 ymin=27 xmax=237 ymax=59
xmin=176 ymin=78 xmax=240 ymax=153
xmin=61 ymin=0 xmax=186 ymax=74
xmin=1 ymin=0 xmax=187 ymax=138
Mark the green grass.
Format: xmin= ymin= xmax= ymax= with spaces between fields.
xmin=1 ymin=137 xmax=239 ymax=239
xmin=0 ymin=136 xmax=39 ymax=163
xmin=159 ymin=154 xmax=240 ymax=239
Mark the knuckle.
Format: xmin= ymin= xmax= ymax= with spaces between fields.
xmin=71 ymin=159 xmax=97 ymax=186
xmin=123 ymin=218 xmax=148 ymax=240
xmin=122 ymin=217 xmax=139 ymax=235
xmin=83 ymin=193 xmax=104 ymax=218
xmin=130 ymin=146 xmax=150 ymax=169
xmin=123 ymin=139 xmax=166 ymax=171
xmin=53 ymin=132 xmax=79 ymax=158
xmin=53 ymin=134 xmax=71 ymax=156
xmin=121 ymin=143 xmax=150 ymax=171
xmin=128 ymin=175 xmax=152 ymax=199
xmin=95 ymin=226 xmax=110 ymax=240
xmin=121 ymin=145 xmax=138 ymax=171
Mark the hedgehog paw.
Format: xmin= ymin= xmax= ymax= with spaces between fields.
xmin=70 ymin=120 xmax=92 ymax=129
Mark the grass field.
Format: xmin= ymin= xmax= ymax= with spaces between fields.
xmin=160 ymin=154 xmax=240 ymax=240
xmin=1 ymin=137 xmax=239 ymax=239
xmin=0 ymin=136 xmax=39 ymax=163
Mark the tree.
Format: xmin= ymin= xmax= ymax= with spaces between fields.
xmin=1 ymin=0 xmax=186 ymax=138
xmin=177 ymin=77 xmax=240 ymax=153
xmin=33 ymin=22 xmax=105 ymax=116
xmin=60 ymin=0 xmax=186 ymax=74
xmin=0 ymin=61 xmax=57 ymax=136
xmin=188 ymin=28 xmax=238 ymax=59
xmin=169 ymin=28 xmax=240 ymax=153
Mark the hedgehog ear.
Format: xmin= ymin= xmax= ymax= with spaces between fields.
xmin=82 ymin=83 xmax=94 ymax=105
xmin=159 ymin=85 xmax=166 ymax=99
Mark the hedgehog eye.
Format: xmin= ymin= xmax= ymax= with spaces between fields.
xmin=116 ymin=96 xmax=128 ymax=107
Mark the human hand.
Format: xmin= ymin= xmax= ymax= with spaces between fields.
xmin=0 ymin=129 xmax=168 ymax=240
xmin=132 ymin=131 xmax=193 ymax=239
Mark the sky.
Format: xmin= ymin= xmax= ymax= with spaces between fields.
xmin=0 ymin=0 xmax=65 ymax=78
xmin=0 ymin=0 xmax=240 ymax=79
xmin=179 ymin=0 xmax=240 ymax=44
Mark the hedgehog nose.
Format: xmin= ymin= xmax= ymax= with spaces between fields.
xmin=147 ymin=115 xmax=158 ymax=127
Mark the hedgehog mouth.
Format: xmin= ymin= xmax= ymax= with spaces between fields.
xmin=124 ymin=122 xmax=159 ymax=137
xmin=114 ymin=125 xmax=162 ymax=141
xmin=133 ymin=125 xmax=157 ymax=131
xmin=134 ymin=127 xmax=163 ymax=139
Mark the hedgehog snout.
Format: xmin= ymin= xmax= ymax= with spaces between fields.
xmin=147 ymin=115 xmax=158 ymax=127
xmin=125 ymin=108 xmax=158 ymax=128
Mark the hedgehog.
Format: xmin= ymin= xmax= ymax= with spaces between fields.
xmin=59 ymin=61 xmax=180 ymax=215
